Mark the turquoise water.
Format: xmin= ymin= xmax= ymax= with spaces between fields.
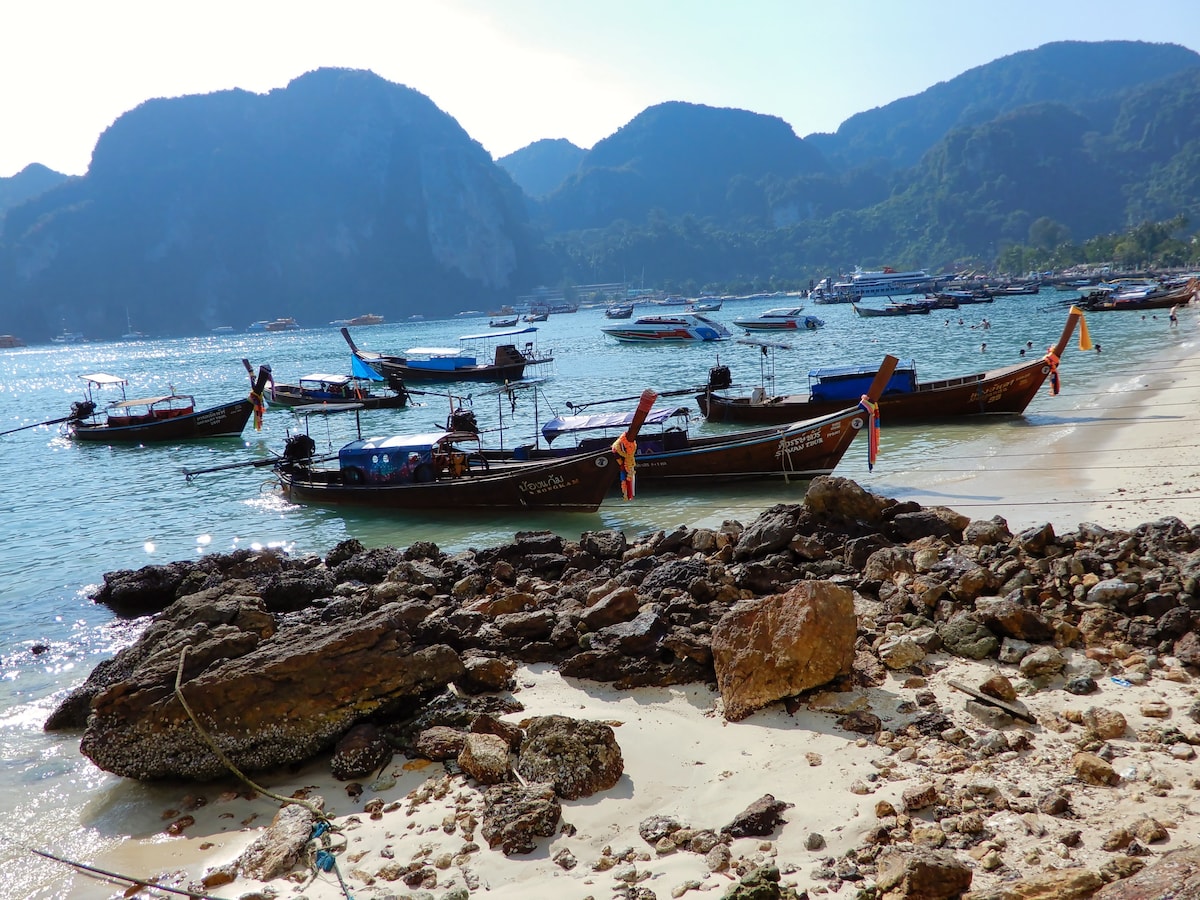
xmin=0 ymin=290 xmax=1184 ymax=895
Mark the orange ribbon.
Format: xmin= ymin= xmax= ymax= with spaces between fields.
xmin=611 ymin=431 xmax=637 ymax=500
xmin=858 ymin=395 xmax=880 ymax=471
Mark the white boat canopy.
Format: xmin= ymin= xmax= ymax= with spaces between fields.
xmin=79 ymin=373 xmax=129 ymax=387
xmin=541 ymin=406 xmax=689 ymax=444
xmin=457 ymin=326 xmax=539 ymax=341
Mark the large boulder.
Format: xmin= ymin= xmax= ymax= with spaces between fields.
xmin=79 ymin=602 xmax=463 ymax=780
xmin=515 ymin=715 xmax=623 ymax=799
xmin=710 ymin=581 xmax=857 ymax=721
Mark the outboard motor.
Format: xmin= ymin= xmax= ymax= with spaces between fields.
xmin=447 ymin=407 xmax=479 ymax=434
xmin=283 ymin=433 xmax=317 ymax=462
xmin=707 ymin=365 xmax=732 ymax=390
xmin=69 ymin=400 xmax=96 ymax=421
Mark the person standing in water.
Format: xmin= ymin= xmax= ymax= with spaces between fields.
xmin=1170 ymin=306 xmax=1179 ymax=327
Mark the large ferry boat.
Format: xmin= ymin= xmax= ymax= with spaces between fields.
xmin=812 ymin=267 xmax=936 ymax=302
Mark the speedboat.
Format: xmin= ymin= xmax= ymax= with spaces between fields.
xmin=732 ymin=308 xmax=824 ymax=331
xmin=600 ymin=313 xmax=732 ymax=343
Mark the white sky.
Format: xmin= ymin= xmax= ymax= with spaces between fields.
xmin=3 ymin=0 xmax=1199 ymax=178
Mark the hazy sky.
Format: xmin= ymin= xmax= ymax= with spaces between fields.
xmin=4 ymin=0 xmax=1200 ymax=178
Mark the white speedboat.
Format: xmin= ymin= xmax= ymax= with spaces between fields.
xmin=732 ymin=307 xmax=824 ymax=332
xmin=600 ymin=313 xmax=732 ymax=343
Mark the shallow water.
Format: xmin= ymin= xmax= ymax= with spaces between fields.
xmin=0 ymin=290 xmax=1185 ymax=895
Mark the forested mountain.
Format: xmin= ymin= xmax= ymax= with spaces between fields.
xmin=805 ymin=40 xmax=1200 ymax=171
xmin=0 ymin=163 xmax=69 ymax=220
xmin=498 ymin=138 xmax=586 ymax=198
xmin=0 ymin=68 xmax=538 ymax=340
xmin=3 ymin=41 xmax=1200 ymax=341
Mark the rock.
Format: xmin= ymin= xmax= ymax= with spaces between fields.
xmin=902 ymin=782 xmax=939 ymax=812
xmin=1018 ymin=646 xmax=1066 ymax=678
xmin=581 ymin=586 xmax=642 ymax=629
xmin=79 ymin=602 xmax=464 ymax=780
xmin=1082 ymin=707 xmax=1127 ymax=740
xmin=721 ymin=864 xmax=798 ymax=899
xmin=480 ymin=783 xmax=560 ymax=856
xmin=805 ymin=476 xmax=890 ymax=526
xmin=1086 ymin=578 xmax=1140 ymax=606
xmin=235 ymin=796 xmax=324 ymax=881
xmin=580 ymin=529 xmax=628 ymax=560
xmin=1064 ymin=675 xmax=1098 ymax=695
xmin=733 ymin=504 xmax=803 ymax=560
xmin=457 ymin=732 xmax=511 ymax=785
xmin=879 ymin=635 xmax=926 ymax=669
xmin=711 ymin=581 xmax=857 ymax=721
xmin=515 ymin=715 xmax=623 ymax=800
xmin=721 ymin=794 xmax=792 ymax=838
xmin=977 ymin=596 xmax=1054 ymax=642
xmin=413 ymin=726 xmax=466 ymax=761
xmin=1092 ymin=845 xmax=1200 ymax=898
xmin=887 ymin=507 xmax=968 ymax=542
xmin=997 ymin=637 xmax=1032 ymax=664
xmin=875 ymin=848 xmax=972 ymax=899
xmin=330 ymin=723 xmax=392 ymax=780
xmin=979 ymin=674 xmax=1017 ymax=702
xmin=964 ymin=516 xmax=1013 ymax=546
xmin=639 ymin=814 xmax=684 ymax=844
xmin=455 ymin=652 xmax=517 ymax=695
xmin=1071 ymin=751 xmax=1119 ymax=786
xmin=973 ymin=867 xmax=1102 ymax=899
xmin=939 ymin=614 xmax=999 ymax=660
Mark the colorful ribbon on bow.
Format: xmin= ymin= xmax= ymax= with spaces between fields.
xmin=1044 ymin=349 xmax=1061 ymax=395
xmin=250 ymin=387 xmax=267 ymax=431
xmin=611 ymin=431 xmax=637 ymax=500
xmin=858 ymin=394 xmax=880 ymax=471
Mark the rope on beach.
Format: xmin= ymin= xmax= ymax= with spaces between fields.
xmin=173 ymin=648 xmax=353 ymax=899
xmin=0 ymin=837 xmax=231 ymax=900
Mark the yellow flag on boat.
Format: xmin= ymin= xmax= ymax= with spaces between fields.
xmin=1069 ymin=306 xmax=1094 ymax=351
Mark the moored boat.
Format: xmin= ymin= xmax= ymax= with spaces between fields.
xmin=852 ymin=302 xmax=931 ymax=317
xmin=259 ymin=368 xmax=409 ymax=410
xmin=697 ymin=308 xmax=1087 ymax=425
xmin=342 ymin=325 xmax=553 ymax=384
xmin=604 ymin=303 xmax=635 ymax=319
xmin=600 ymin=313 xmax=732 ymax=343
xmin=497 ymin=357 xmax=897 ymax=485
xmin=0 ymin=335 xmax=26 ymax=348
xmin=732 ymin=307 xmax=824 ymax=331
xmin=272 ymin=389 xmax=658 ymax=512
xmin=330 ymin=313 xmax=385 ymax=327
xmin=68 ymin=365 xmax=273 ymax=442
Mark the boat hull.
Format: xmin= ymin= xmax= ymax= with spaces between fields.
xmin=269 ymin=386 xmax=408 ymax=410
xmin=380 ymin=359 xmax=527 ymax=383
xmin=278 ymin=448 xmax=618 ymax=512
xmin=71 ymin=399 xmax=254 ymax=442
xmin=698 ymin=359 xmax=1055 ymax=426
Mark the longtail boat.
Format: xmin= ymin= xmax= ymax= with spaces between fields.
xmin=342 ymin=326 xmax=553 ymax=385
xmin=697 ymin=308 xmax=1086 ymax=426
xmin=487 ymin=356 xmax=897 ymax=485
xmin=69 ymin=365 xmax=273 ymax=442
xmin=273 ymin=390 xmax=658 ymax=512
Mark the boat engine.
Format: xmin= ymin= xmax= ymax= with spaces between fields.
xmin=283 ymin=433 xmax=317 ymax=461
xmin=707 ymin=365 xmax=732 ymax=390
xmin=69 ymin=400 xmax=96 ymax=421
xmin=447 ymin=407 xmax=479 ymax=434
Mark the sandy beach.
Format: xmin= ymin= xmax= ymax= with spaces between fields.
xmin=36 ymin=313 xmax=1200 ymax=900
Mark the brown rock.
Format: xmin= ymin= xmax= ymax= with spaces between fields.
xmin=1082 ymin=707 xmax=1127 ymax=740
xmin=1071 ymin=751 xmax=1119 ymax=786
xmin=1093 ymin=845 xmax=1200 ymax=898
xmin=330 ymin=723 xmax=392 ymax=780
xmin=413 ymin=726 xmax=466 ymax=761
xmin=457 ymin=732 xmax=511 ymax=785
xmin=711 ymin=581 xmax=857 ymax=721
xmin=980 ymin=674 xmax=1017 ymax=702
xmin=721 ymin=794 xmax=792 ymax=838
xmin=967 ymin=866 xmax=1102 ymax=899
xmin=515 ymin=715 xmax=623 ymax=800
xmin=480 ymin=783 xmax=560 ymax=856
xmin=876 ymin=848 xmax=972 ymax=899
xmin=236 ymin=796 xmax=324 ymax=881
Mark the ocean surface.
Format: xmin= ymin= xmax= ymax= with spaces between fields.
xmin=0 ymin=289 xmax=1184 ymax=897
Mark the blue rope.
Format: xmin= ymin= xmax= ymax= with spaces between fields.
xmin=314 ymin=849 xmax=336 ymax=872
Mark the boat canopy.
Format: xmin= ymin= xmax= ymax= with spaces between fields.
xmin=406 ymin=346 xmax=468 ymax=357
xmin=809 ymin=359 xmax=916 ymax=380
xmin=457 ymin=326 xmax=538 ymax=341
xmin=350 ymin=354 xmax=385 ymax=381
xmin=109 ymin=393 xmax=194 ymax=410
xmin=345 ymin=432 xmax=480 ymax=453
xmin=542 ymin=406 xmax=689 ymax=445
xmin=79 ymin=373 xmax=129 ymax=387
xmin=299 ymin=373 xmax=355 ymax=385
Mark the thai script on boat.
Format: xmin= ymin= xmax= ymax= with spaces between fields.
xmin=194 ymin=410 xmax=226 ymax=426
xmin=519 ymin=473 xmax=579 ymax=495
xmin=775 ymin=425 xmax=837 ymax=457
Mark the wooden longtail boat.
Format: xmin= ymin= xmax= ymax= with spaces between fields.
xmin=69 ymin=366 xmax=273 ymax=442
xmin=342 ymin=326 xmax=553 ymax=385
xmin=489 ymin=356 xmax=897 ymax=485
xmin=273 ymin=390 xmax=658 ymax=512
xmin=697 ymin=308 xmax=1085 ymax=426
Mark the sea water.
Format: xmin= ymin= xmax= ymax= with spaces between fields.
xmin=0 ymin=291 xmax=1182 ymax=896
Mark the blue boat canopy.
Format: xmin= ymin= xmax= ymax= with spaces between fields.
xmin=808 ymin=359 xmax=916 ymax=380
xmin=541 ymin=406 xmax=689 ymax=445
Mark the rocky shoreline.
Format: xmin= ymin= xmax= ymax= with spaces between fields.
xmin=44 ymin=475 xmax=1200 ymax=899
